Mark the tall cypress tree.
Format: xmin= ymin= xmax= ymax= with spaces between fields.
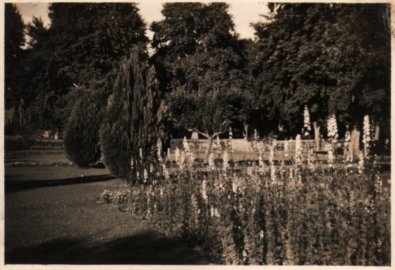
xmin=100 ymin=47 xmax=164 ymax=183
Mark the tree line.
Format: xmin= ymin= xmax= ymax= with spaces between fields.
xmin=5 ymin=3 xmax=390 ymax=180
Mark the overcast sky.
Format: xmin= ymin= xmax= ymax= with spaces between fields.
xmin=15 ymin=1 xmax=269 ymax=39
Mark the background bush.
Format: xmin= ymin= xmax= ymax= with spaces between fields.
xmin=64 ymin=91 xmax=102 ymax=167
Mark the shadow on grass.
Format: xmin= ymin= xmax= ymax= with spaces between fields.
xmin=5 ymin=231 xmax=208 ymax=265
xmin=5 ymin=174 xmax=116 ymax=193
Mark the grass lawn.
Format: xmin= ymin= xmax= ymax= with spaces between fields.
xmin=5 ymin=166 xmax=208 ymax=264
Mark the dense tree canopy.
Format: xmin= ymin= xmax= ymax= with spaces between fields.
xmin=5 ymin=4 xmax=25 ymax=109
xmin=151 ymin=3 xmax=255 ymax=142
xmin=17 ymin=3 xmax=148 ymax=131
xmin=252 ymin=3 xmax=390 ymax=136
xmin=5 ymin=3 xmax=390 ymax=146
xmin=47 ymin=3 xmax=148 ymax=90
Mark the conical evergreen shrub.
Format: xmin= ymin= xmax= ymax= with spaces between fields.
xmin=64 ymin=91 xmax=102 ymax=167
xmin=100 ymin=47 xmax=166 ymax=183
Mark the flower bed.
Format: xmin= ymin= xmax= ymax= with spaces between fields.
xmin=123 ymin=165 xmax=389 ymax=265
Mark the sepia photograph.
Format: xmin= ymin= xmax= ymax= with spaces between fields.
xmin=4 ymin=1 xmax=391 ymax=265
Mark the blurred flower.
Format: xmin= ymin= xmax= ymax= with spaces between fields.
xmin=358 ymin=152 xmax=364 ymax=173
xmin=375 ymin=174 xmax=382 ymax=194
xmin=304 ymin=105 xmax=311 ymax=135
xmin=157 ymin=138 xmax=163 ymax=162
xmin=143 ymin=168 xmax=148 ymax=182
xmin=167 ymin=148 xmax=171 ymax=160
xmin=208 ymin=152 xmax=215 ymax=170
xmin=344 ymin=130 xmax=353 ymax=165
xmin=295 ymin=134 xmax=302 ymax=165
xmin=175 ymin=147 xmax=180 ymax=165
xmin=363 ymin=115 xmax=371 ymax=157
xmin=271 ymin=163 xmax=276 ymax=182
xmin=328 ymin=149 xmax=334 ymax=168
xmin=223 ymin=150 xmax=230 ymax=171
xmin=307 ymin=149 xmax=315 ymax=171
xmin=202 ymin=179 xmax=208 ymax=203
xmin=163 ymin=164 xmax=170 ymax=180
xmin=139 ymin=147 xmax=143 ymax=160
xmin=327 ymin=114 xmax=338 ymax=145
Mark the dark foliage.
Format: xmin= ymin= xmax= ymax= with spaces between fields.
xmin=151 ymin=3 xmax=255 ymax=141
xmin=64 ymin=91 xmax=102 ymax=167
xmin=252 ymin=3 xmax=390 ymax=135
xmin=17 ymin=3 xmax=148 ymax=132
xmin=5 ymin=4 xmax=25 ymax=109
xmin=100 ymin=48 xmax=165 ymax=183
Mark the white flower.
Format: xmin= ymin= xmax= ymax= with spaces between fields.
xmin=254 ymin=129 xmax=259 ymax=141
xmin=143 ymin=169 xmax=148 ymax=182
xmin=294 ymin=134 xmax=302 ymax=165
xmin=208 ymin=152 xmax=215 ymax=170
xmin=232 ymin=177 xmax=238 ymax=193
xmin=139 ymin=147 xmax=143 ymax=160
xmin=156 ymin=138 xmax=163 ymax=162
xmin=201 ymin=180 xmax=208 ymax=203
xmin=327 ymin=114 xmax=338 ymax=145
xmin=210 ymin=206 xmax=214 ymax=217
xmin=344 ymin=130 xmax=353 ymax=164
xmin=188 ymin=150 xmax=195 ymax=168
xmin=258 ymin=152 xmax=265 ymax=173
xmin=284 ymin=140 xmax=289 ymax=157
xmin=179 ymin=150 xmax=186 ymax=170
xmin=175 ymin=147 xmax=180 ymax=165
xmin=358 ymin=152 xmax=365 ymax=173
xmin=223 ymin=150 xmax=229 ymax=171
xmin=167 ymin=148 xmax=171 ymax=160
xmin=163 ymin=164 xmax=170 ymax=180
xmin=183 ymin=136 xmax=190 ymax=152
xmin=303 ymin=105 xmax=311 ymax=134
xmin=214 ymin=207 xmax=220 ymax=218
xmin=307 ymin=149 xmax=315 ymax=170
xmin=269 ymin=145 xmax=275 ymax=165
xmin=149 ymin=163 xmax=154 ymax=174
xmin=375 ymin=175 xmax=382 ymax=194
xmin=228 ymin=127 xmax=233 ymax=152
xmin=363 ymin=115 xmax=371 ymax=157
xmin=328 ymin=149 xmax=334 ymax=168
xmin=271 ymin=163 xmax=276 ymax=182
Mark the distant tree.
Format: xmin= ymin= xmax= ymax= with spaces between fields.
xmin=47 ymin=3 xmax=148 ymax=91
xmin=252 ymin=4 xmax=390 ymax=137
xmin=167 ymin=87 xmax=251 ymax=159
xmin=151 ymin=3 xmax=240 ymax=91
xmin=5 ymin=4 xmax=25 ymax=110
xmin=19 ymin=3 xmax=148 ymax=132
xmin=152 ymin=3 xmax=255 ymax=148
xmin=100 ymin=48 xmax=165 ymax=183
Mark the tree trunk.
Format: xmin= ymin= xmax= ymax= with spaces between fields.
xmin=206 ymin=136 xmax=214 ymax=163
xmin=313 ymin=121 xmax=321 ymax=149
xmin=351 ymin=126 xmax=361 ymax=160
